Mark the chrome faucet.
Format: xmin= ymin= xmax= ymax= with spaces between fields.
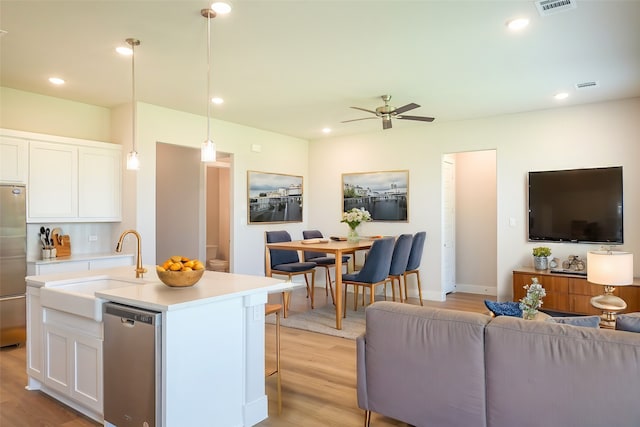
xmin=116 ymin=229 xmax=147 ymax=278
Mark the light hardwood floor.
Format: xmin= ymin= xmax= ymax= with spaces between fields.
xmin=0 ymin=290 xmax=488 ymax=427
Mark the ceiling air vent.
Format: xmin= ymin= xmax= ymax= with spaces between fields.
xmin=575 ymin=81 xmax=599 ymax=90
xmin=535 ymin=0 xmax=577 ymax=16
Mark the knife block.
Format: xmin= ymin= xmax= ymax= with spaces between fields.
xmin=53 ymin=234 xmax=71 ymax=257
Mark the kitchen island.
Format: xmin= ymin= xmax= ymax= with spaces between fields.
xmin=25 ymin=266 xmax=286 ymax=427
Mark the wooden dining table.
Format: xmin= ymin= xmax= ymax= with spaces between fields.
xmin=265 ymin=238 xmax=376 ymax=330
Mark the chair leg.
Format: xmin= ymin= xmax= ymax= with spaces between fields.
xmin=369 ymin=285 xmax=375 ymax=306
xmin=364 ymin=410 xmax=371 ymax=427
xmin=265 ymin=304 xmax=282 ymax=415
xmin=415 ymin=270 xmax=424 ymax=306
xmin=325 ymin=267 xmax=335 ymax=305
xmin=281 ymin=291 xmax=291 ymax=318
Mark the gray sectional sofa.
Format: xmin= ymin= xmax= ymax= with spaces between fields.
xmin=356 ymin=301 xmax=640 ymax=427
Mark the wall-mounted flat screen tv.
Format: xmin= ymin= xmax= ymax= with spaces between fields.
xmin=528 ymin=166 xmax=623 ymax=243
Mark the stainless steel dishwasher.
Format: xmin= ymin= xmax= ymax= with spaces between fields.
xmin=103 ymin=302 xmax=162 ymax=427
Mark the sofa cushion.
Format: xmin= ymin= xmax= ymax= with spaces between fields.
xmin=485 ymin=316 xmax=640 ymax=427
xmin=545 ymin=315 xmax=601 ymax=328
xmin=484 ymin=300 xmax=522 ymax=317
xmin=616 ymin=312 xmax=640 ymax=332
xmin=359 ymin=302 xmax=490 ymax=427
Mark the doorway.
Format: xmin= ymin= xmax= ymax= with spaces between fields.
xmin=442 ymin=150 xmax=497 ymax=297
xmin=205 ymin=156 xmax=231 ymax=272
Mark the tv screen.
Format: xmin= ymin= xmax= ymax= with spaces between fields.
xmin=528 ymin=166 xmax=623 ymax=243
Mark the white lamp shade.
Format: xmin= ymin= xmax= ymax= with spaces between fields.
xmin=587 ymin=251 xmax=633 ymax=286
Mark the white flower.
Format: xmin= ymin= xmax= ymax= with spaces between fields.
xmin=341 ymin=208 xmax=372 ymax=229
xmin=519 ymin=277 xmax=546 ymax=314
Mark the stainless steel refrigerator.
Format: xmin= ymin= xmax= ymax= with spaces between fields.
xmin=0 ymin=184 xmax=27 ymax=347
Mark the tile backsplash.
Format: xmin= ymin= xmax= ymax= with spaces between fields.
xmin=27 ymin=223 xmax=117 ymax=260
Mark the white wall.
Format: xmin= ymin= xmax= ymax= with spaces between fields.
xmin=308 ymin=97 xmax=640 ymax=301
xmin=115 ymin=102 xmax=309 ymax=274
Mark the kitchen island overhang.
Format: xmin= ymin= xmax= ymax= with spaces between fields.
xmin=26 ymin=266 xmax=287 ymax=427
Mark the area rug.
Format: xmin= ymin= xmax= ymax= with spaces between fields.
xmin=265 ymin=295 xmax=368 ymax=340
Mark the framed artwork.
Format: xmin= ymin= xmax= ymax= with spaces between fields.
xmin=342 ymin=170 xmax=409 ymax=221
xmin=247 ymin=171 xmax=303 ymax=224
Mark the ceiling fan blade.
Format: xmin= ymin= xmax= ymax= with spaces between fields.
xmin=341 ymin=117 xmax=378 ymax=123
xmin=393 ymin=103 xmax=420 ymax=115
xmin=350 ymin=106 xmax=378 ymax=115
xmin=397 ymin=115 xmax=435 ymax=122
xmin=382 ymin=118 xmax=392 ymax=130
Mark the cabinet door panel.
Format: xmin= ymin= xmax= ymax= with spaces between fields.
xmin=44 ymin=326 xmax=71 ymax=394
xmin=29 ymin=142 xmax=77 ymax=219
xmin=0 ymin=136 xmax=27 ymax=183
xmin=78 ymin=147 xmax=121 ymax=220
xmin=72 ymin=335 xmax=102 ymax=412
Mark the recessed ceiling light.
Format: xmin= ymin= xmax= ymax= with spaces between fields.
xmin=211 ymin=97 xmax=224 ymax=105
xmin=211 ymin=2 xmax=232 ymax=14
xmin=116 ymin=46 xmax=133 ymax=55
xmin=506 ymin=18 xmax=530 ymax=31
xmin=554 ymin=92 xmax=569 ymax=100
xmin=48 ymin=77 xmax=65 ymax=85
xmin=322 ymin=128 xmax=331 ymax=134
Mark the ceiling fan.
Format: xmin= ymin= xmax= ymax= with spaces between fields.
xmin=342 ymin=95 xmax=435 ymax=130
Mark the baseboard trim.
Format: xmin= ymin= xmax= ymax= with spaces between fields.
xmin=455 ymin=284 xmax=497 ymax=296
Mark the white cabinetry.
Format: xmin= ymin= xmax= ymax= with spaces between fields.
xmin=28 ymin=254 xmax=134 ymax=276
xmin=1 ymin=129 xmax=122 ymax=222
xmin=78 ymin=146 xmax=121 ymax=220
xmin=26 ymin=286 xmax=44 ymax=382
xmin=29 ymin=141 xmax=78 ymax=219
xmin=0 ymin=136 xmax=28 ymax=183
xmin=43 ymin=309 xmax=103 ymax=416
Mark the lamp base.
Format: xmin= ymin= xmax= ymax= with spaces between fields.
xmin=590 ymin=286 xmax=627 ymax=328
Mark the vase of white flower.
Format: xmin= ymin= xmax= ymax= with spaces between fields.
xmin=519 ymin=277 xmax=546 ymax=320
xmin=341 ymin=208 xmax=372 ymax=242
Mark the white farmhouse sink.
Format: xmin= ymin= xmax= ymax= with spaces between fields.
xmin=40 ymin=279 xmax=140 ymax=321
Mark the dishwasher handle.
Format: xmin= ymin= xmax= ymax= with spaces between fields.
xmin=104 ymin=302 xmax=160 ymax=326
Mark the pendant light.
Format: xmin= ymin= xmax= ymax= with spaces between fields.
xmin=201 ymin=3 xmax=231 ymax=162
xmin=126 ymin=38 xmax=141 ymax=170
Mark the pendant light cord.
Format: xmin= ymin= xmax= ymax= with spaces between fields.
xmin=206 ymin=11 xmax=212 ymax=141
xmin=132 ymin=41 xmax=137 ymax=153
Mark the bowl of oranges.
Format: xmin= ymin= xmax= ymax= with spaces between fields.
xmin=156 ymin=256 xmax=205 ymax=287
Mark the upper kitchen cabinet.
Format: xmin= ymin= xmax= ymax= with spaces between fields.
xmin=0 ymin=136 xmax=28 ymax=183
xmin=0 ymin=129 xmax=123 ymax=223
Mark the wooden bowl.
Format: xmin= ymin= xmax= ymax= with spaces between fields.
xmin=157 ymin=268 xmax=204 ymax=288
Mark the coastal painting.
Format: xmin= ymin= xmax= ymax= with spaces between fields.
xmin=342 ymin=170 xmax=408 ymax=221
xmin=248 ymin=171 xmax=303 ymax=223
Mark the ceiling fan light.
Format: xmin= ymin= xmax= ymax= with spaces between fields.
xmin=201 ymin=139 xmax=217 ymax=162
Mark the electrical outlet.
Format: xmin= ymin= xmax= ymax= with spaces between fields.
xmin=88 ymin=235 xmax=98 ymax=242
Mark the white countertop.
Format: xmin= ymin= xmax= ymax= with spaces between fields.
xmin=26 ymin=265 xmax=288 ymax=312
xmin=28 ymin=252 xmax=135 ymax=265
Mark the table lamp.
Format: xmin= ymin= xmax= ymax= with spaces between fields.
xmin=587 ymin=250 xmax=634 ymax=328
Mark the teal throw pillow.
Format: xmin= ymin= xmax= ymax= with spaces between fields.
xmin=484 ymin=300 xmax=522 ymax=317
xmin=545 ymin=316 xmax=601 ymax=328
xmin=615 ymin=313 xmax=640 ymax=332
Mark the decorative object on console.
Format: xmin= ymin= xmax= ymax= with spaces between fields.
xmin=561 ymin=254 xmax=586 ymax=271
xmin=549 ymin=257 xmax=559 ymax=269
xmin=519 ymin=277 xmax=546 ymax=320
xmin=532 ymin=247 xmax=551 ymax=270
xmin=587 ymin=250 xmax=634 ymax=328
xmin=340 ymin=207 xmax=372 ymax=242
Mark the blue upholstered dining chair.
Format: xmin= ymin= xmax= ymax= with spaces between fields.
xmin=404 ymin=231 xmax=426 ymax=305
xmin=386 ymin=234 xmax=413 ymax=303
xmin=342 ymin=237 xmax=395 ymax=317
xmin=302 ymin=230 xmax=350 ymax=304
xmin=265 ymin=230 xmax=317 ymax=316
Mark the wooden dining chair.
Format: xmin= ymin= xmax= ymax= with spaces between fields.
xmin=342 ymin=237 xmax=395 ymax=317
xmin=265 ymin=230 xmax=317 ymax=316
xmin=302 ymin=229 xmax=350 ymax=304
xmin=404 ymin=231 xmax=426 ymax=305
